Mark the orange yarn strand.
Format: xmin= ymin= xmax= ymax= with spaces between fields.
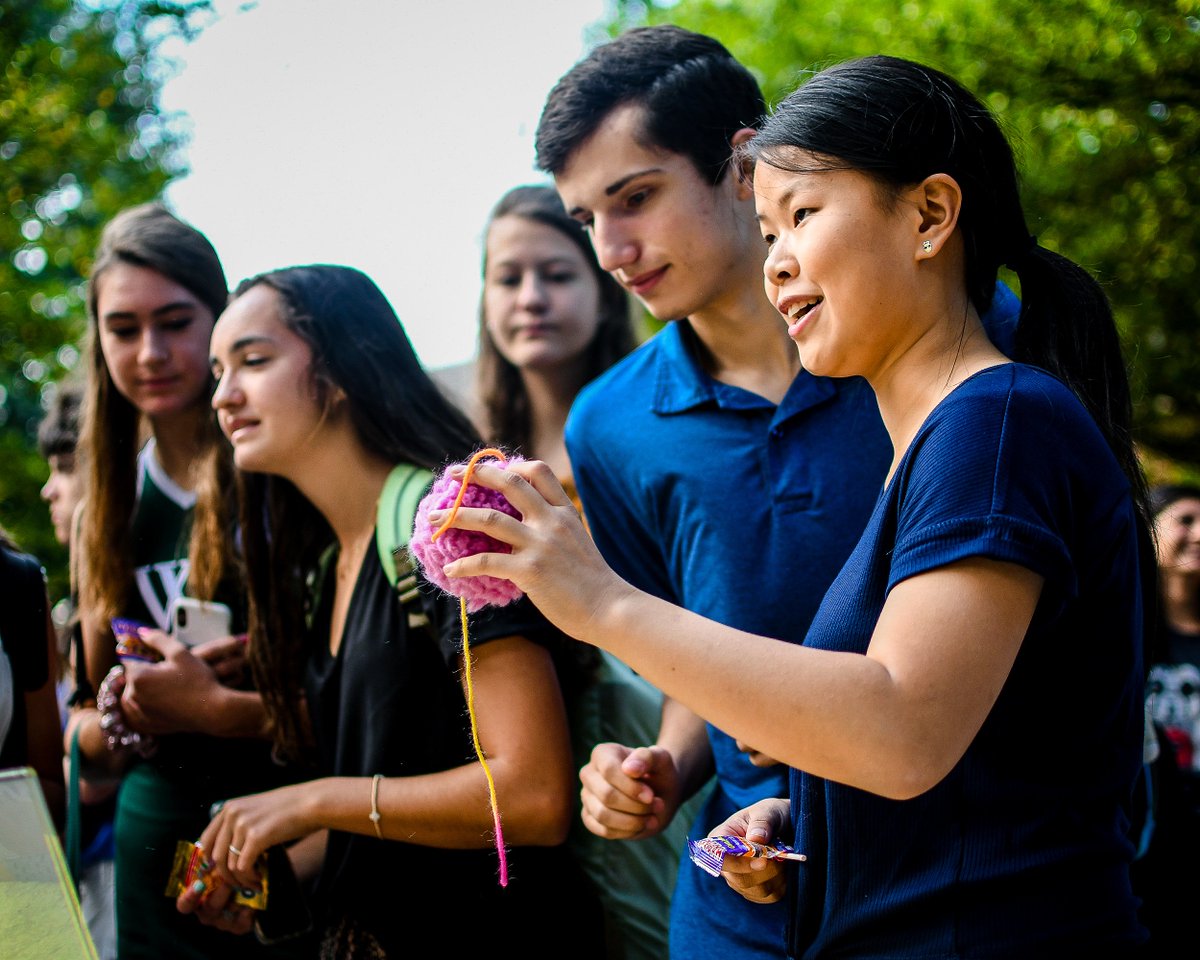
xmin=430 ymin=447 xmax=507 ymax=542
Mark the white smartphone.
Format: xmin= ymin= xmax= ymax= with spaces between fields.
xmin=168 ymin=597 xmax=232 ymax=648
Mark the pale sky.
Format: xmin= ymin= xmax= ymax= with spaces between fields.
xmin=159 ymin=0 xmax=615 ymax=370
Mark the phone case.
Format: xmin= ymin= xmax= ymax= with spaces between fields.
xmin=169 ymin=598 xmax=232 ymax=648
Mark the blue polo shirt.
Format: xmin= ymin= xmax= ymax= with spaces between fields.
xmin=566 ymin=285 xmax=1020 ymax=960
xmin=568 ymin=323 xmax=891 ymax=959
xmin=790 ymin=364 xmax=1147 ymax=958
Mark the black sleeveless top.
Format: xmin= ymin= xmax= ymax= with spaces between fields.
xmin=304 ymin=535 xmax=605 ymax=958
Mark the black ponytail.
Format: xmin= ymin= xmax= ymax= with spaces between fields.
xmin=1008 ymin=242 xmax=1148 ymax=521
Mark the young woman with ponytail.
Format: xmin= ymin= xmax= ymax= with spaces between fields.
xmin=433 ymin=55 xmax=1153 ymax=956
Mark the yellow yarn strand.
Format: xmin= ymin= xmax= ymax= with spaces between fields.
xmin=429 ymin=447 xmax=510 ymax=885
xmin=459 ymin=594 xmax=508 ymax=885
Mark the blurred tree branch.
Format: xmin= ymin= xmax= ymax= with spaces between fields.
xmin=1 ymin=0 xmax=213 ymax=594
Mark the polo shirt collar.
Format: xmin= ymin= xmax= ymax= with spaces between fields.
xmin=650 ymin=319 xmax=840 ymax=418
xmin=650 ymin=321 xmax=718 ymax=414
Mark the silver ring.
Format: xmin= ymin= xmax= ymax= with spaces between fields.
xmin=228 ymin=844 xmax=242 ymax=857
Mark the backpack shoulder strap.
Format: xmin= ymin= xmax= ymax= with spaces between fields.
xmin=376 ymin=463 xmax=435 ymax=586
xmin=376 ymin=464 xmax=435 ymax=631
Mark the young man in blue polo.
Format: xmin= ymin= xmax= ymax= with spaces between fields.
xmin=535 ymin=24 xmax=1017 ymax=959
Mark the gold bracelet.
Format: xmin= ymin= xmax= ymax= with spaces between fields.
xmin=369 ymin=773 xmax=384 ymax=839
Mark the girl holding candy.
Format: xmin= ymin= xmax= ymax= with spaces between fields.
xmin=186 ymin=264 xmax=604 ymax=958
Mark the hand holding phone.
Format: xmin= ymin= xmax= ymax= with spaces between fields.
xmin=193 ymin=634 xmax=250 ymax=686
xmin=168 ymin=598 xmax=233 ymax=649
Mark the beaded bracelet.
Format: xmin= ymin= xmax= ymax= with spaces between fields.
xmin=96 ymin=664 xmax=158 ymax=758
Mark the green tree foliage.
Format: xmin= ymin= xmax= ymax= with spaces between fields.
xmin=1 ymin=0 xmax=209 ymax=593
xmin=617 ymin=0 xmax=1200 ymax=478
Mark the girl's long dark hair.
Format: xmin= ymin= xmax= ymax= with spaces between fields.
xmin=741 ymin=55 xmax=1148 ymax=525
xmin=233 ymin=265 xmax=482 ymax=761
xmin=476 ymin=184 xmax=635 ymax=453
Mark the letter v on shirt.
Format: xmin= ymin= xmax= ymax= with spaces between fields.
xmin=134 ymin=559 xmax=190 ymax=631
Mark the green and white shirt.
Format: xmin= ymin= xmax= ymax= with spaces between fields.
xmin=128 ymin=438 xmax=195 ymax=630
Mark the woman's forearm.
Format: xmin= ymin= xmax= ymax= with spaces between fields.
xmin=308 ymin=760 xmax=570 ymax=849
xmin=585 ymin=562 xmax=1039 ymax=799
xmin=64 ymin=707 xmax=130 ymax=780
xmin=199 ymin=687 xmax=272 ymax=740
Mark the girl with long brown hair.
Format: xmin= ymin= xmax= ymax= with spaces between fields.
xmin=65 ymin=204 xmax=303 ymax=960
xmin=475 ymin=184 xmax=635 ymax=494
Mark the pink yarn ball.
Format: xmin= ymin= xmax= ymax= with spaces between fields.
xmin=409 ymin=454 xmax=526 ymax=613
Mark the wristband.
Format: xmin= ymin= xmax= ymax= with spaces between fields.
xmin=369 ymin=773 xmax=383 ymax=839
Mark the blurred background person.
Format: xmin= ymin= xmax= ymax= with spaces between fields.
xmin=1135 ymin=483 xmax=1200 ymax=954
xmin=37 ymin=378 xmax=118 ymax=960
xmin=38 ymin=379 xmax=88 ymax=711
xmin=38 ymin=382 xmax=85 ymax=554
xmin=476 ymin=183 xmax=706 ymax=960
xmin=0 ymin=527 xmax=65 ymax=823
xmin=476 ymin=183 xmax=636 ymax=503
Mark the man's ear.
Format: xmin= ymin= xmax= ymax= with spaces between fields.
xmin=730 ymin=126 xmax=757 ymax=149
xmin=910 ymin=173 xmax=962 ymax=260
xmin=729 ymin=127 xmax=757 ymax=199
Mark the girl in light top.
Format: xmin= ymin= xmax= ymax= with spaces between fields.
xmin=476 ymin=183 xmax=635 ymax=502
xmin=478 ymin=185 xmax=708 ymax=960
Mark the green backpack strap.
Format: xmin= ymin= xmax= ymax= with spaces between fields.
xmin=376 ymin=463 xmax=435 ymax=630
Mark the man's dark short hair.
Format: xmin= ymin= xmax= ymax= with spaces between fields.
xmin=38 ymin=382 xmax=82 ymax=459
xmin=535 ymin=24 xmax=765 ymax=185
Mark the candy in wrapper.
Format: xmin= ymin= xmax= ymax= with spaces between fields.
xmin=687 ymin=835 xmax=807 ymax=878
xmin=165 ymin=840 xmax=268 ymax=910
xmin=112 ymin=617 xmax=162 ymax=664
